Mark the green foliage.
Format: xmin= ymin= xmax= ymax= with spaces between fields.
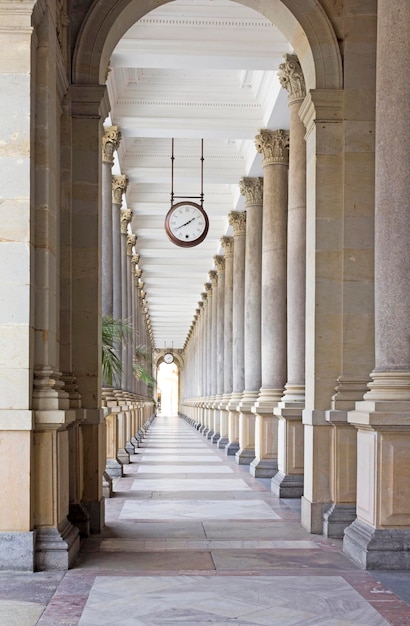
xmin=101 ymin=316 xmax=155 ymax=389
xmin=101 ymin=316 xmax=132 ymax=387
xmin=133 ymin=344 xmax=156 ymax=387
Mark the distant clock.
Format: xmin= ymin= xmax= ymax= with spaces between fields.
xmin=165 ymin=201 xmax=209 ymax=248
xmin=163 ymin=352 xmax=174 ymax=364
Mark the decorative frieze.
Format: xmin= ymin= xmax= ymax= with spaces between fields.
xmin=228 ymin=210 xmax=247 ymax=235
xmin=254 ymin=129 xmax=289 ymax=166
xmin=103 ymin=127 xmax=121 ymax=164
xmin=112 ymin=174 xmax=128 ymax=204
xmin=239 ymin=177 xmax=263 ymax=205
xmin=278 ymin=54 xmax=306 ymax=104
xmin=120 ymin=208 xmax=132 ymax=234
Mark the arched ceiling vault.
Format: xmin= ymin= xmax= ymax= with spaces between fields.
xmin=73 ymin=0 xmax=342 ymax=350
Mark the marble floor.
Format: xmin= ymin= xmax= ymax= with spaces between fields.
xmin=2 ymin=415 xmax=410 ymax=625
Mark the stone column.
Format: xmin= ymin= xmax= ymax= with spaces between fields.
xmin=272 ymin=55 xmax=306 ymax=497
xmin=213 ymin=255 xmax=225 ymax=444
xmin=226 ymin=212 xmax=246 ymax=455
xmin=236 ymin=178 xmax=263 ymax=465
xmin=218 ymin=237 xmax=234 ymax=449
xmin=120 ymin=207 xmax=132 ymax=392
xmin=251 ymin=129 xmax=289 ymax=477
xmin=209 ymin=270 xmax=220 ymax=442
xmin=344 ymin=0 xmax=410 ymax=569
xmin=127 ymin=233 xmax=137 ymax=393
xmin=204 ymin=281 xmax=213 ymax=435
xmin=199 ymin=291 xmax=208 ymax=430
xmin=102 ymin=126 xmax=121 ymax=317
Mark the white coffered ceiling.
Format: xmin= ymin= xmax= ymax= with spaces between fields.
xmin=106 ymin=0 xmax=291 ymax=350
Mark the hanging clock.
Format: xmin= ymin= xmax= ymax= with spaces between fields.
xmin=165 ymin=201 xmax=209 ymax=248
xmin=163 ymin=352 xmax=174 ymax=364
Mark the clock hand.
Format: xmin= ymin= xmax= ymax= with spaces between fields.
xmin=174 ymin=216 xmax=197 ymax=230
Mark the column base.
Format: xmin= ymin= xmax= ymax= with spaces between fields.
xmin=225 ymin=441 xmax=240 ymax=456
xmin=125 ymin=440 xmax=136 ymax=455
xmin=117 ymin=448 xmax=130 ymax=465
xmin=206 ymin=429 xmax=215 ymax=440
xmin=301 ymin=496 xmax=329 ymax=534
xmin=102 ymin=470 xmax=113 ymax=498
xmin=344 ymin=518 xmax=410 ymax=570
xmin=35 ymin=519 xmax=80 ymax=571
xmin=217 ymin=436 xmax=229 ymax=449
xmin=210 ymin=432 xmax=221 ymax=444
xmin=68 ymin=502 xmax=90 ymax=537
xmin=249 ymin=457 xmax=278 ymax=478
xmin=106 ymin=458 xmax=123 ymax=478
xmin=82 ymin=497 xmax=105 ymax=534
xmin=130 ymin=436 xmax=139 ymax=448
xmin=271 ymin=471 xmax=304 ymax=498
xmin=235 ymin=447 xmax=255 ymax=465
xmin=323 ymin=503 xmax=357 ymax=539
xmin=0 ymin=531 xmax=36 ymax=571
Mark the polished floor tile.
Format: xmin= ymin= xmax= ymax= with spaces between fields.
xmin=130 ymin=478 xmax=251 ymax=491
xmin=10 ymin=414 xmax=410 ymax=626
xmin=136 ymin=464 xmax=234 ymax=473
xmin=77 ymin=575 xmax=390 ymax=626
xmin=119 ymin=499 xmax=280 ymax=520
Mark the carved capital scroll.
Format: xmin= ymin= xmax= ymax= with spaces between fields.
xmin=239 ymin=177 xmax=263 ymax=205
xmin=103 ymin=126 xmax=121 ymax=164
xmin=228 ymin=210 xmax=247 ymax=235
xmin=220 ymin=236 xmax=234 ymax=258
xmin=255 ymin=129 xmax=289 ymax=166
xmin=112 ymin=174 xmax=128 ymax=205
xmin=120 ymin=208 xmax=132 ymax=234
xmin=278 ymin=54 xmax=306 ymax=104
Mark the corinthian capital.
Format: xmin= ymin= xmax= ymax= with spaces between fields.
xmin=255 ymin=129 xmax=289 ymax=166
xmin=278 ymin=54 xmax=306 ymax=104
xmin=112 ymin=175 xmax=128 ymax=205
xmin=120 ymin=208 xmax=132 ymax=234
xmin=228 ymin=210 xmax=246 ymax=235
xmin=220 ymin=236 xmax=234 ymax=257
xmin=209 ymin=270 xmax=217 ymax=287
xmin=239 ymin=177 xmax=263 ymax=205
xmin=127 ymin=233 xmax=137 ymax=256
xmin=214 ymin=255 xmax=225 ymax=273
xmin=103 ymin=126 xmax=121 ymax=164
xmin=131 ymin=253 xmax=140 ymax=268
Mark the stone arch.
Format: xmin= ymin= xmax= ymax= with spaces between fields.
xmin=72 ymin=0 xmax=342 ymax=91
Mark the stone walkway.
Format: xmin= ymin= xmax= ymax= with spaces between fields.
xmin=2 ymin=414 xmax=410 ymax=625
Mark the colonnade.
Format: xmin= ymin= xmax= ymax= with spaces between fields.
xmin=181 ymin=32 xmax=410 ymax=570
xmin=101 ymin=125 xmax=155 ymax=487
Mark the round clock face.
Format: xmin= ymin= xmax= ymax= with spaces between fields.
xmin=163 ymin=352 xmax=174 ymax=364
xmin=165 ymin=201 xmax=209 ymax=248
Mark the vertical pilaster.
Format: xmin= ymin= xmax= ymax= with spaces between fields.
xmin=299 ymin=90 xmax=344 ymax=534
xmin=251 ymin=129 xmax=289 ymax=477
xmin=71 ymin=83 xmax=109 ymax=535
xmin=344 ymin=0 xmax=410 ymax=569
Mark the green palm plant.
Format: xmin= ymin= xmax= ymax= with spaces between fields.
xmin=133 ymin=344 xmax=156 ymax=387
xmin=101 ymin=316 xmax=132 ymax=387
